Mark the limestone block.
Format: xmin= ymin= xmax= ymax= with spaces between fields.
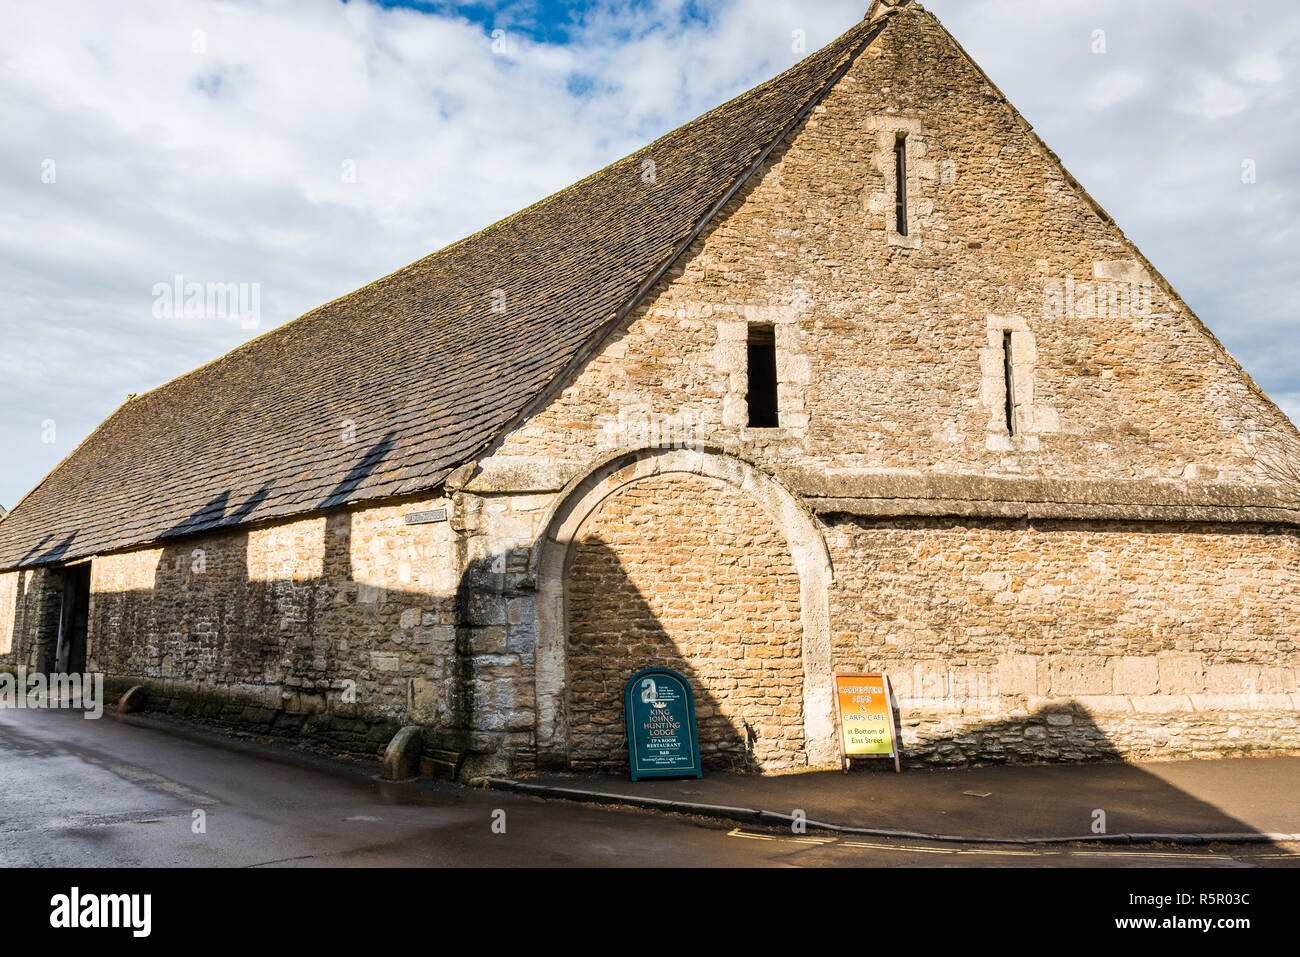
xmin=997 ymin=654 xmax=1038 ymax=696
xmin=712 ymin=341 xmax=745 ymax=372
xmin=1031 ymin=406 xmax=1060 ymax=433
xmin=1251 ymin=694 xmax=1293 ymax=710
xmin=407 ymin=678 xmax=442 ymax=724
xmin=1113 ymin=656 xmax=1158 ymax=695
xmin=1130 ymin=694 xmax=1196 ymax=714
xmin=1009 ymin=331 xmax=1037 ymax=364
xmin=1261 ymin=665 xmax=1298 ymax=694
xmin=1070 ymin=694 xmax=1132 ymax=713
xmin=1049 ymin=656 xmax=1112 ymax=695
xmin=1157 ymin=653 xmax=1205 ymax=694
xmin=469 ymin=627 xmax=507 ymax=655
xmin=1092 ymin=260 xmax=1148 ymax=284
xmin=776 ymin=352 xmax=812 ymax=384
xmin=978 ymin=347 xmax=1004 ymax=379
xmin=283 ymin=691 xmax=326 ymax=715
xmin=1205 ymin=662 xmax=1259 ymax=694
xmin=722 ymin=393 xmax=747 ymax=428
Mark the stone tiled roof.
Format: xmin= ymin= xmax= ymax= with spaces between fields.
xmin=0 ymin=17 xmax=883 ymax=570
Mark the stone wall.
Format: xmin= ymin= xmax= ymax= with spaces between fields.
xmin=449 ymin=3 xmax=1300 ymax=771
xmin=486 ymin=3 xmax=1292 ymax=491
xmin=83 ymin=500 xmax=466 ymax=770
xmin=448 ymin=488 xmax=552 ymax=777
xmin=565 ymin=472 xmax=803 ymax=771
xmin=825 ymin=516 xmax=1300 ymax=765
xmin=0 ymin=566 xmax=62 ymax=673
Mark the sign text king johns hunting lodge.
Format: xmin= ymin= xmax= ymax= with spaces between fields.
xmin=624 ymin=669 xmax=703 ymax=781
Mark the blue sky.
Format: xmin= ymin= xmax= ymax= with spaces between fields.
xmin=368 ymin=0 xmax=716 ymax=44
xmin=1 ymin=0 xmax=1298 ymax=509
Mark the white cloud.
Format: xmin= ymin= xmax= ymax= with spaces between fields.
xmin=1085 ymin=69 xmax=1147 ymax=109
xmin=1180 ymin=73 xmax=1250 ymax=119
xmin=1236 ymin=52 xmax=1285 ymax=84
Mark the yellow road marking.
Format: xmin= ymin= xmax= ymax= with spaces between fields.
xmin=1067 ymin=850 xmax=1204 ymax=859
xmin=727 ymin=828 xmax=778 ymax=841
xmin=955 ymin=848 xmax=1041 ymax=857
xmin=724 ymin=827 xmax=833 ymax=845
xmin=840 ymin=840 xmax=954 ymax=854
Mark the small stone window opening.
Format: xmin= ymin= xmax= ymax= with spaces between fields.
xmin=894 ymin=134 xmax=909 ymax=237
xmin=746 ymin=324 xmax=779 ymax=428
xmin=1003 ymin=330 xmax=1017 ymax=435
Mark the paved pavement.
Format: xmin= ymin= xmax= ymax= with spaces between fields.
xmin=492 ymin=756 xmax=1300 ymax=844
xmin=1 ymin=706 xmax=1295 ymax=867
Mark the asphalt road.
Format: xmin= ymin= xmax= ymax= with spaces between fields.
xmin=1 ymin=707 xmax=1295 ymax=868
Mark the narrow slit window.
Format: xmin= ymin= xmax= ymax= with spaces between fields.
xmin=894 ymin=134 xmax=908 ymax=236
xmin=1003 ymin=331 xmax=1017 ymax=435
xmin=746 ymin=325 xmax=779 ymax=429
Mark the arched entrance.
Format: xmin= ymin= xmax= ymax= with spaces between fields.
xmin=532 ymin=447 xmax=835 ymax=770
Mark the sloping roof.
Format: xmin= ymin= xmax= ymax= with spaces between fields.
xmin=0 ymin=16 xmax=884 ymax=570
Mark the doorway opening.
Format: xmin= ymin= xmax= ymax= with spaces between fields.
xmin=55 ymin=563 xmax=91 ymax=674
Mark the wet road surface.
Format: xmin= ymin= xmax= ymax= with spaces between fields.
xmin=1 ymin=708 xmax=1295 ymax=868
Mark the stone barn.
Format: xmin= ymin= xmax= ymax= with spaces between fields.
xmin=1 ymin=0 xmax=1297 ymax=780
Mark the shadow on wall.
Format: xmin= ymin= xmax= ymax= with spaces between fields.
xmin=564 ymin=538 xmax=765 ymax=774
xmin=9 ymin=433 xmax=1294 ymax=787
xmin=887 ymin=680 xmax=1298 ymax=772
xmin=86 ymin=509 xmax=420 ymax=760
xmin=897 ymin=702 xmax=1127 ymax=769
xmin=23 ymin=435 xmax=469 ymax=776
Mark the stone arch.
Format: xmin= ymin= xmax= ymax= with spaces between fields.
xmin=532 ymin=446 xmax=835 ymax=769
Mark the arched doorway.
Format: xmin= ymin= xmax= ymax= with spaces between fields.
xmin=532 ymin=447 xmax=835 ymax=771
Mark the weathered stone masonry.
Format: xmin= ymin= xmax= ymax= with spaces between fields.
xmin=826 ymin=517 xmax=1300 ymax=765
xmin=566 ymin=472 xmax=803 ymax=771
xmin=1 ymin=501 xmax=469 ymax=774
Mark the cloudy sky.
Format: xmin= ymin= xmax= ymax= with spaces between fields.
xmin=1 ymin=0 xmax=1297 ymax=508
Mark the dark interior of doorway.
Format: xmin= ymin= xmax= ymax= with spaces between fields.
xmin=56 ymin=563 xmax=91 ymax=674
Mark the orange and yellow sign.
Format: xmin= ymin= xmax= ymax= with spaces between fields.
xmin=833 ymin=672 xmax=900 ymax=772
